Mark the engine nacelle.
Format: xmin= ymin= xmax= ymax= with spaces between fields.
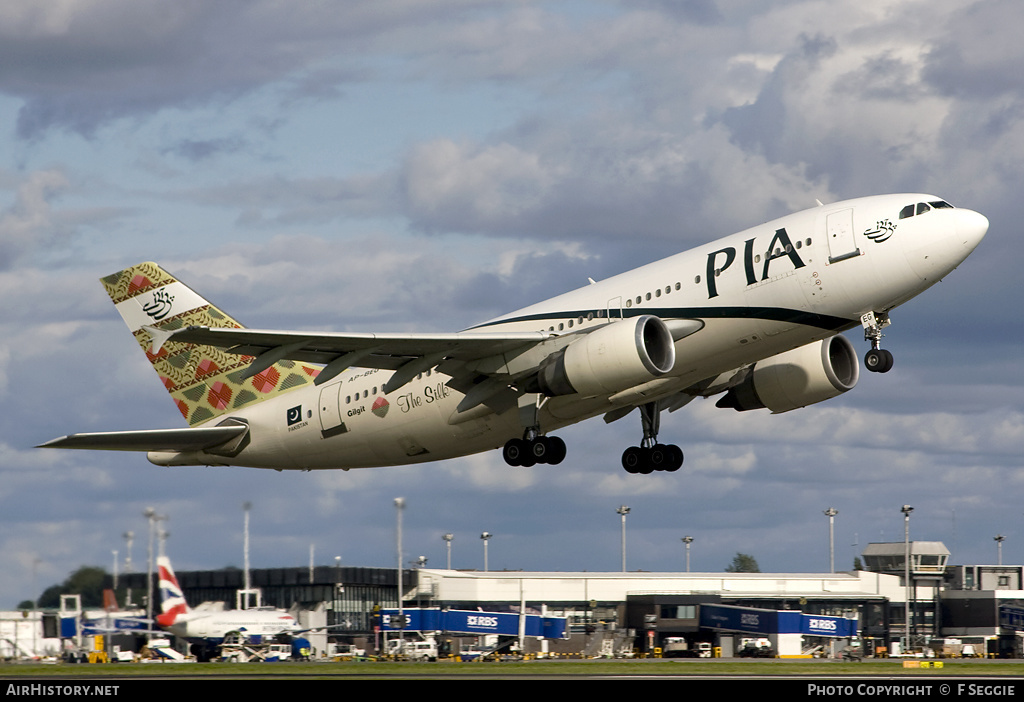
xmin=716 ymin=335 xmax=859 ymax=413
xmin=537 ymin=315 xmax=676 ymax=397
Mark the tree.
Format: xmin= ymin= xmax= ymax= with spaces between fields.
xmin=34 ymin=566 xmax=111 ymax=609
xmin=724 ymin=552 xmax=760 ymax=573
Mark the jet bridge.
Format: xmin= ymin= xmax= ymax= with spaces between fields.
xmin=699 ymin=603 xmax=857 ymax=657
xmin=379 ymin=608 xmax=568 ymax=639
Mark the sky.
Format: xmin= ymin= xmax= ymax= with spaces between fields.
xmin=2 ymin=0 xmax=1023 ymax=608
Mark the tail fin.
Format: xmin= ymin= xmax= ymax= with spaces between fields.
xmin=101 ymin=262 xmax=320 ymax=426
xmin=155 ymin=556 xmax=190 ymax=628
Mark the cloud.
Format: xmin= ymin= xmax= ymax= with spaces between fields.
xmin=0 ymin=0 xmax=498 ymax=138
xmin=0 ymin=170 xmax=69 ymax=265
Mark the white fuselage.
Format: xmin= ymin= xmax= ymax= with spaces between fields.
xmin=171 ymin=194 xmax=987 ymax=470
xmin=163 ymin=608 xmax=299 ymax=642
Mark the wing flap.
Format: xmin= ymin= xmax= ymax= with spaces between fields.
xmin=38 ymin=425 xmax=249 ymax=453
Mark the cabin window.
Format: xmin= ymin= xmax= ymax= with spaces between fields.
xmin=625 ymin=299 xmax=632 ymax=308
xmin=645 ymin=292 xmax=652 ymax=301
xmin=694 ymin=276 xmax=700 ymax=285
xmin=655 ymin=288 xmax=661 ymax=297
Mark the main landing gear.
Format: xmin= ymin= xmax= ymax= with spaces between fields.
xmin=502 ymin=395 xmax=568 ymax=467
xmin=621 ymin=402 xmax=683 ymax=474
xmin=861 ymin=311 xmax=894 ymax=373
xmin=503 ymin=434 xmax=567 ymax=467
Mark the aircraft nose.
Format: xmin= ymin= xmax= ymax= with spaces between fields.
xmin=953 ymin=207 xmax=989 ymax=252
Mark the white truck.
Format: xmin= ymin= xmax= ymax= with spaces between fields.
xmin=388 ymin=638 xmax=438 ymax=661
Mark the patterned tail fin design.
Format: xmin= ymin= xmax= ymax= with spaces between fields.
xmin=101 ymin=262 xmax=321 ymax=426
xmin=155 ymin=556 xmax=190 ymax=628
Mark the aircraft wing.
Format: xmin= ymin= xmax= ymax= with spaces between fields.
xmin=37 ymin=424 xmax=249 ymax=452
xmin=162 ymin=326 xmax=555 ymax=391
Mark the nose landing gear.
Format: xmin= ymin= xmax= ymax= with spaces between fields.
xmin=861 ymin=311 xmax=894 ymax=373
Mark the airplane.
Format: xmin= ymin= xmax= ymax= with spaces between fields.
xmin=39 ymin=194 xmax=988 ymax=474
xmin=155 ymin=555 xmax=300 ymax=661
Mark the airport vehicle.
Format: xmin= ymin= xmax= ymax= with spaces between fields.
xmin=40 ymin=194 xmax=987 ymax=474
xmin=389 ymin=638 xmax=439 ymax=661
xmin=154 ymin=556 xmax=300 ymax=661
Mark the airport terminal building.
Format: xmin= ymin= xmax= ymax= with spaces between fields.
xmin=83 ymin=541 xmax=1024 ymax=658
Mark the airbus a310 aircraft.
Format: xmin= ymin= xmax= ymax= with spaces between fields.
xmin=41 ymin=194 xmax=987 ymax=474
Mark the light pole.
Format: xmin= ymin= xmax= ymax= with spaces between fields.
xmin=616 ymin=506 xmax=630 ymax=572
xmin=143 ymin=507 xmax=166 ymax=640
xmin=443 ymin=534 xmax=454 ymax=570
xmin=122 ymin=531 xmax=134 ymax=606
xmin=824 ymin=508 xmax=838 ymax=573
xmin=901 ymin=505 xmax=914 ymax=652
xmin=682 ymin=536 xmax=693 ymax=572
xmin=394 ymin=498 xmax=405 ymax=655
xmin=480 ymin=532 xmax=492 ymax=572
xmin=995 ymin=535 xmax=1005 ymax=566
xmin=242 ymin=502 xmax=252 ymax=601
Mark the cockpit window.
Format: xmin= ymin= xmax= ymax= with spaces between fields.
xmin=900 ymin=200 xmax=954 ymax=219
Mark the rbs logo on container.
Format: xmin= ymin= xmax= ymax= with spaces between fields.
xmin=467 ymin=615 xmax=499 ymax=628
xmin=808 ymin=618 xmax=838 ymax=632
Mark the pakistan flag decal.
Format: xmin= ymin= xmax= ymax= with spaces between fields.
xmin=372 ymin=397 xmax=390 ymax=418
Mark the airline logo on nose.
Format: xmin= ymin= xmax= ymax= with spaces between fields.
xmin=863 ymin=219 xmax=896 ymax=243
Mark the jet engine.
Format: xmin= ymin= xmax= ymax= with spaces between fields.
xmin=715 ymin=335 xmax=859 ymax=413
xmin=537 ymin=315 xmax=676 ymax=397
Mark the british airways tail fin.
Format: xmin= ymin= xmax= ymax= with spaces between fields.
xmin=155 ymin=556 xmax=190 ymax=628
xmin=100 ymin=262 xmax=320 ymax=426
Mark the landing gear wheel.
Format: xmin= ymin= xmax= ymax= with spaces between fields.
xmin=622 ymin=446 xmax=644 ymax=474
xmin=546 ymin=436 xmax=567 ymax=465
xmin=665 ymin=444 xmax=684 ymax=472
xmin=503 ymin=438 xmax=527 ymax=466
xmin=531 ymin=436 xmax=551 ymax=462
xmin=864 ymin=348 xmax=894 ymax=373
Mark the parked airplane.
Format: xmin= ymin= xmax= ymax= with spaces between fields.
xmin=40 ymin=194 xmax=987 ymax=474
xmin=155 ymin=555 xmax=299 ymax=660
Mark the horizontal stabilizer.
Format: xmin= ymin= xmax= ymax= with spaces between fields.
xmin=38 ymin=424 xmax=248 ymax=453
